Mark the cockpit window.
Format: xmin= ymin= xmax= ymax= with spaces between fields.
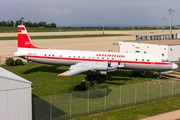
xmin=162 ymin=58 xmax=169 ymax=62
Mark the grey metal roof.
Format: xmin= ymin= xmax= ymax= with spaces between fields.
xmin=0 ymin=67 xmax=32 ymax=84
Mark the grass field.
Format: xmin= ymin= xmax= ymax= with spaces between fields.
xmin=2 ymin=62 xmax=159 ymax=97
xmin=69 ymin=96 xmax=180 ymax=120
xmin=2 ymin=62 xmax=180 ymax=120
xmin=0 ymin=26 xmax=178 ymax=33
xmin=0 ymin=34 xmax=131 ymax=40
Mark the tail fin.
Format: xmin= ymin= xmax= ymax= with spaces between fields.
xmin=18 ymin=25 xmax=39 ymax=48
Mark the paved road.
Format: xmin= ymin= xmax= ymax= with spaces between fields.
xmin=139 ymin=109 xmax=180 ymax=120
xmin=0 ymin=30 xmax=180 ymax=37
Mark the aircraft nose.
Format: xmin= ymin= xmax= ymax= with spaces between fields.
xmin=172 ymin=63 xmax=178 ymax=69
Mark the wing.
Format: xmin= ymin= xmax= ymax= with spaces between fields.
xmin=58 ymin=62 xmax=91 ymax=77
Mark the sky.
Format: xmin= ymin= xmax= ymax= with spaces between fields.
xmin=0 ymin=0 xmax=180 ymax=27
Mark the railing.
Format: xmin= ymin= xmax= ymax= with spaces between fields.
xmin=32 ymin=79 xmax=180 ymax=120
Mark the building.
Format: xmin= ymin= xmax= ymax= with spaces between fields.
xmin=117 ymin=40 xmax=180 ymax=62
xmin=0 ymin=67 xmax=32 ymax=120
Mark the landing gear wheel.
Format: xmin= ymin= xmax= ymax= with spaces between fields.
xmin=85 ymin=75 xmax=96 ymax=81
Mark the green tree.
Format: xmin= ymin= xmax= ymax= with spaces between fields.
xmin=1 ymin=21 xmax=7 ymax=26
xmin=15 ymin=20 xmax=21 ymax=27
xmin=51 ymin=22 xmax=56 ymax=28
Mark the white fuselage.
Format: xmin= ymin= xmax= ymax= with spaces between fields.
xmin=15 ymin=47 xmax=174 ymax=72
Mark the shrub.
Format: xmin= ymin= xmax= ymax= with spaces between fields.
xmin=73 ymin=88 xmax=111 ymax=98
xmin=15 ymin=59 xmax=23 ymax=65
xmin=99 ymin=83 xmax=109 ymax=88
xmin=5 ymin=58 xmax=14 ymax=66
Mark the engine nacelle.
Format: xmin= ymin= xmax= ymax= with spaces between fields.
xmin=96 ymin=71 xmax=107 ymax=75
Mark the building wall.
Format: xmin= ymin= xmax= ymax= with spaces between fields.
xmin=119 ymin=41 xmax=180 ymax=61
xmin=168 ymin=45 xmax=180 ymax=61
xmin=0 ymin=77 xmax=32 ymax=120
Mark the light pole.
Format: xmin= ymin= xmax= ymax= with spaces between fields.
xmin=103 ymin=17 xmax=105 ymax=35
xmin=162 ymin=18 xmax=164 ymax=32
xmin=168 ymin=8 xmax=174 ymax=39
xmin=20 ymin=17 xmax=24 ymax=25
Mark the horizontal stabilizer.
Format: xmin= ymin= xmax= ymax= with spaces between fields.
xmin=4 ymin=55 xmax=24 ymax=58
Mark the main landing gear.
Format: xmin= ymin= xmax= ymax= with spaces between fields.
xmin=85 ymin=75 xmax=96 ymax=81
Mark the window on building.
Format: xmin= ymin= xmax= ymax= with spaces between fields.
xmin=136 ymin=51 xmax=140 ymax=53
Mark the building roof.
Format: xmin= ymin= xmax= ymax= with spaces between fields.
xmin=0 ymin=67 xmax=32 ymax=84
xmin=129 ymin=39 xmax=180 ymax=45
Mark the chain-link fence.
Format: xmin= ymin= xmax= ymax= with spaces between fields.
xmin=32 ymin=79 xmax=180 ymax=120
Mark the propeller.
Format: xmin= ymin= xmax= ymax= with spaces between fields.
xmin=117 ymin=59 xmax=124 ymax=68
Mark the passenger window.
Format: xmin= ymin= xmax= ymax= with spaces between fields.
xmin=102 ymin=57 xmax=104 ymax=59
xmin=73 ymin=56 xmax=75 ymax=58
xmin=69 ymin=56 xmax=71 ymax=58
xmin=142 ymin=59 xmax=144 ymax=61
xmin=92 ymin=57 xmax=94 ymax=59
xmin=112 ymin=58 xmax=114 ymax=60
xmin=83 ymin=56 xmax=85 ymax=58
xmin=78 ymin=56 xmax=80 ymax=58
xmin=135 ymin=59 xmax=138 ymax=61
xmin=89 ymin=57 xmax=91 ymax=59
xmin=147 ymin=59 xmax=149 ymax=62
xmin=107 ymin=58 xmax=109 ymax=60
xmin=60 ymin=55 xmax=62 ymax=57
xmin=49 ymin=54 xmax=51 ymax=57
xmin=52 ymin=55 xmax=54 ymax=57
xmin=97 ymin=57 xmax=99 ymax=59
xmin=45 ymin=54 xmax=46 ymax=56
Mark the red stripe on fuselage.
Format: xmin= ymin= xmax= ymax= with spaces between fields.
xmin=24 ymin=55 xmax=173 ymax=66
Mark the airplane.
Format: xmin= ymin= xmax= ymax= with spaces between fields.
xmin=6 ymin=25 xmax=178 ymax=80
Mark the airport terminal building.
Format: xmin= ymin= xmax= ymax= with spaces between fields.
xmin=117 ymin=40 xmax=180 ymax=62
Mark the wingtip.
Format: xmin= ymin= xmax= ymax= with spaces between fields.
xmin=58 ymin=74 xmax=68 ymax=77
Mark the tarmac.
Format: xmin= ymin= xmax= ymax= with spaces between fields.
xmin=1 ymin=29 xmax=180 ymax=64
xmin=1 ymin=29 xmax=180 ymax=119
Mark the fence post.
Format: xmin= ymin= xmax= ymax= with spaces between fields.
xmin=87 ymin=90 xmax=89 ymax=115
xmin=147 ymin=81 xmax=149 ymax=102
xmin=172 ymin=79 xmax=174 ymax=97
xmin=50 ymin=96 xmax=52 ymax=120
xmin=160 ymin=80 xmax=162 ymax=99
xmin=70 ymin=93 xmax=72 ymax=118
xmin=119 ymin=86 xmax=121 ymax=108
xmin=135 ymin=84 xmax=137 ymax=105
xmin=104 ymin=88 xmax=106 ymax=111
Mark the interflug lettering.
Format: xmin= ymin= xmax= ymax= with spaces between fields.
xmin=96 ymin=54 xmax=125 ymax=58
